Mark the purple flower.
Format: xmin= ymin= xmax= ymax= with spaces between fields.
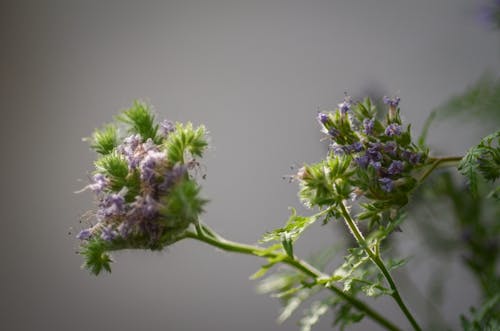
xmin=379 ymin=177 xmax=394 ymax=192
xmin=348 ymin=141 xmax=363 ymax=153
xmin=158 ymin=164 xmax=187 ymax=192
xmin=317 ymin=112 xmax=329 ymax=125
xmin=76 ymin=228 xmax=92 ymax=240
xmin=355 ymin=155 xmax=370 ymax=168
xmin=117 ymin=222 xmax=132 ymax=238
xmin=160 ymin=119 xmax=175 ymax=136
xmin=338 ymin=101 xmax=350 ymax=114
xmin=140 ymin=151 xmax=165 ymax=183
xmin=388 ymin=160 xmax=404 ymax=175
xmin=118 ymin=134 xmax=143 ymax=169
xmin=383 ymin=96 xmax=401 ymax=108
xmin=369 ymin=161 xmax=382 ymax=171
xmin=385 ymin=124 xmax=402 ymax=137
xmin=383 ymin=142 xmax=398 ymax=157
xmin=402 ymin=150 xmax=422 ymax=165
xmin=363 ymin=118 xmax=375 ymax=135
xmin=330 ymin=144 xmax=345 ymax=155
xmin=328 ymin=128 xmax=340 ymax=138
xmin=98 ymin=192 xmax=126 ymax=220
xmin=367 ymin=143 xmax=383 ymax=162
xmin=123 ymin=134 xmax=142 ymax=150
xmin=89 ymin=173 xmax=108 ymax=193
xmin=100 ymin=226 xmax=117 ymax=241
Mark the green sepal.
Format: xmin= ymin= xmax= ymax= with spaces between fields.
xmin=159 ymin=179 xmax=208 ymax=226
xmin=80 ymin=238 xmax=113 ymax=276
xmin=164 ymin=122 xmax=208 ymax=164
xmin=89 ymin=124 xmax=118 ymax=155
xmin=117 ymin=100 xmax=160 ymax=143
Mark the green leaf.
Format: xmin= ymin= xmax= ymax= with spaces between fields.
xmin=458 ymin=130 xmax=500 ymax=197
xmin=260 ymin=208 xmax=320 ymax=244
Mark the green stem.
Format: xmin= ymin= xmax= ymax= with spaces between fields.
xmin=418 ymin=156 xmax=463 ymax=183
xmin=339 ymin=202 xmax=422 ymax=331
xmin=184 ymin=225 xmax=401 ymax=331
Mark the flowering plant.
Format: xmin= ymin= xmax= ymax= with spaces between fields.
xmin=74 ymin=91 xmax=499 ymax=330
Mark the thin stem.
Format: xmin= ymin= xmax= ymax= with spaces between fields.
xmin=418 ymin=156 xmax=463 ymax=183
xmin=184 ymin=225 xmax=401 ymax=331
xmin=339 ymin=202 xmax=422 ymax=331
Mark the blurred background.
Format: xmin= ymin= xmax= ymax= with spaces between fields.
xmin=1 ymin=0 xmax=499 ymax=330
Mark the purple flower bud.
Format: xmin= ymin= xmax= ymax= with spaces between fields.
xmin=338 ymin=101 xmax=350 ymax=114
xmin=355 ymin=155 xmax=370 ymax=168
xmin=76 ymin=228 xmax=92 ymax=240
xmin=348 ymin=141 xmax=363 ymax=153
xmin=385 ymin=124 xmax=402 ymax=137
xmin=363 ymin=118 xmax=375 ymax=135
xmin=383 ymin=96 xmax=401 ymax=108
xmin=100 ymin=226 xmax=117 ymax=241
xmin=317 ymin=112 xmax=329 ymax=125
xmin=328 ymin=128 xmax=340 ymax=138
xmin=160 ymin=119 xmax=175 ymax=136
xmin=387 ymin=160 xmax=404 ymax=175
xmin=379 ymin=177 xmax=394 ymax=192
xmin=370 ymin=161 xmax=382 ymax=171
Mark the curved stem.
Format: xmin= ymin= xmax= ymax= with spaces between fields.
xmin=339 ymin=202 xmax=422 ymax=331
xmin=184 ymin=225 xmax=401 ymax=331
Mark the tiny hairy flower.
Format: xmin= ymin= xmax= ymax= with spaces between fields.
xmin=89 ymin=173 xmax=108 ymax=193
xmin=160 ymin=119 xmax=175 ymax=136
xmin=383 ymin=96 xmax=401 ymax=108
xmin=77 ymin=228 xmax=92 ymax=240
xmin=385 ymin=124 xmax=402 ymax=137
xmin=101 ymin=226 xmax=117 ymax=241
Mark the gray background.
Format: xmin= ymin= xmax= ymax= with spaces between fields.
xmin=1 ymin=0 xmax=499 ymax=330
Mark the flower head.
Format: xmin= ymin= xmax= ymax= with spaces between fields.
xmin=385 ymin=124 xmax=402 ymax=137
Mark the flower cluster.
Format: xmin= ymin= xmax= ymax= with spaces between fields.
xmin=77 ymin=101 xmax=208 ymax=274
xmin=298 ymin=96 xmax=428 ymax=227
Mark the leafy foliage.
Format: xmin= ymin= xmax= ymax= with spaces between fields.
xmin=458 ymin=130 xmax=500 ymax=197
xmin=461 ymin=295 xmax=500 ymax=331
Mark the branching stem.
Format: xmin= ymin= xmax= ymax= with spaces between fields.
xmin=339 ymin=202 xmax=423 ymax=331
xmin=418 ymin=156 xmax=463 ymax=183
xmin=184 ymin=224 xmax=401 ymax=331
